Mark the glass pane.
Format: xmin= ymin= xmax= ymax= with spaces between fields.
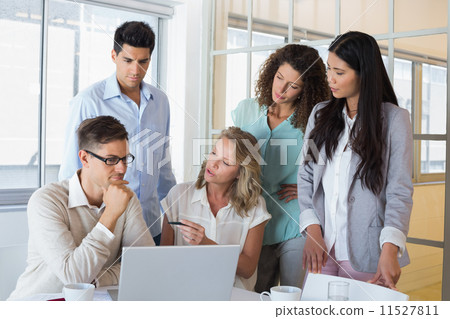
xmin=395 ymin=35 xmax=446 ymax=64
xmin=397 ymin=243 xmax=442 ymax=301
xmin=252 ymin=31 xmax=284 ymax=47
xmin=409 ymin=183 xmax=444 ymax=241
xmin=421 ymin=141 xmax=445 ymax=174
xmin=227 ymin=27 xmax=248 ymax=49
xmin=422 ymin=63 xmax=447 ymax=134
xmin=215 ymin=0 xmax=248 ymax=50
xmin=45 ymin=0 xmax=158 ymax=184
xmin=395 ymin=0 xmax=447 ymax=33
xmin=213 ymin=54 xmax=248 ymax=129
xmin=399 ymin=184 xmax=445 ymax=300
xmin=340 ymin=0 xmax=388 ymax=34
xmin=252 ymin=0 xmax=288 ymax=45
xmin=250 ymin=50 xmax=273 ymax=100
xmin=393 ymin=58 xmax=412 ymax=113
xmin=0 ymin=0 xmax=42 ymax=189
xmin=378 ymin=40 xmax=389 ymax=69
xmin=294 ymin=0 xmax=335 ymax=40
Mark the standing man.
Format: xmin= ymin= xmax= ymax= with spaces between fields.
xmin=9 ymin=116 xmax=154 ymax=300
xmin=59 ymin=21 xmax=176 ymax=245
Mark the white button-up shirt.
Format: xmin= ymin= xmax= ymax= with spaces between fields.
xmin=161 ymin=182 xmax=271 ymax=290
xmin=59 ymin=73 xmax=176 ymax=236
xmin=322 ymin=110 xmax=355 ymax=260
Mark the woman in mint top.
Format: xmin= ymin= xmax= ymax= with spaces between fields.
xmin=232 ymin=44 xmax=329 ymax=292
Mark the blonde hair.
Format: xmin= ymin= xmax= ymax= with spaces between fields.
xmin=195 ymin=127 xmax=262 ymax=218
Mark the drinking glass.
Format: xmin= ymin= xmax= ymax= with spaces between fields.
xmin=327 ymin=281 xmax=349 ymax=301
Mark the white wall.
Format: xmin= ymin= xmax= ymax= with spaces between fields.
xmin=165 ymin=0 xmax=209 ymax=182
xmin=0 ymin=211 xmax=28 ymax=247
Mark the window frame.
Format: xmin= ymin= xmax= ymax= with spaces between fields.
xmin=0 ymin=0 xmax=173 ymax=208
xmin=208 ymin=0 xmax=450 ymax=300
xmin=411 ymin=60 xmax=447 ymax=183
xmin=210 ymin=1 xmax=447 ymax=184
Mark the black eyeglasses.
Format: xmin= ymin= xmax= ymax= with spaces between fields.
xmin=84 ymin=150 xmax=135 ymax=166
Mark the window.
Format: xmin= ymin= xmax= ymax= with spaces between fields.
xmin=0 ymin=0 xmax=168 ymax=205
xmin=393 ymin=58 xmax=412 ymax=113
xmin=392 ymin=35 xmax=447 ymax=182
xmin=0 ymin=1 xmax=42 ymax=190
xmin=420 ymin=64 xmax=446 ymax=176
xmin=209 ymin=0 xmax=449 ymax=301
xmin=221 ymin=28 xmax=282 ymax=127
xmin=45 ymin=0 xmax=159 ymax=184
xmin=213 ymin=1 xmax=447 ymax=183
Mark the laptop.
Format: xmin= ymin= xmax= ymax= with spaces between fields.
xmin=114 ymin=245 xmax=240 ymax=301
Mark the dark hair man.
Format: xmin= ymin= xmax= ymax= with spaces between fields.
xmin=9 ymin=116 xmax=153 ymax=300
xmin=59 ymin=21 xmax=176 ymax=245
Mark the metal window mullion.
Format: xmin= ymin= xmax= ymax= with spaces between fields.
xmin=38 ymin=0 xmax=49 ymax=187
xmin=212 ymin=44 xmax=288 ymax=55
xmin=200 ymin=1 xmax=212 ymax=141
xmin=208 ymin=0 xmax=216 ymax=138
xmin=335 ymin=0 xmax=340 ymax=36
xmin=246 ymin=0 xmax=253 ymax=98
xmin=154 ymin=18 xmax=164 ymax=88
xmin=388 ymin=0 xmax=394 ymax=82
xmin=247 ymin=0 xmax=253 ymax=47
xmin=0 ymin=188 xmax=37 ymax=207
xmin=407 ymin=237 xmax=444 ymax=249
xmin=411 ymin=62 xmax=417 ymax=180
xmin=389 ymin=27 xmax=447 ymax=39
xmin=288 ymin=0 xmax=293 ymax=43
xmin=413 ymin=134 xmax=447 ymax=140
xmin=413 ymin=63 xmax=423 ymax=181
xmin=442 ymin=0 xmax=450 ymax=301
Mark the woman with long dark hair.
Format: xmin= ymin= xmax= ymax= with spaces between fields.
xmin=232 ymin=44 xmax=329 ymax=292
xmin=298 ymin=31 xmax=413 ymax=289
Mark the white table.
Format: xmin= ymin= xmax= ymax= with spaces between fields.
xmin=22 ymin=286 xmax=262 ymax=301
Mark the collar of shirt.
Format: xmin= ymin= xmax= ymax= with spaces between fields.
xmin=68 ymin=169 xmax=105 ymax=212
xmin=342 ymin=107 xmax=357 ymax=128
xmin=190 ymin=185 xmax=232 ymax=210
xmin=263 ymin=107 xmax=296 ymax=121
xmin=103 ymin=73 xmax=153 ymax=102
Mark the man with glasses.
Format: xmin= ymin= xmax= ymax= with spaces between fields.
xmin=9 ymin=116 xmax=154 ymax=300
xmin=59 ymin=21 xmax=176 ymax=245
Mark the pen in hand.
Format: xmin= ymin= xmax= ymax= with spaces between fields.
xmin=168 ymin=221 xmax=188 ymax=226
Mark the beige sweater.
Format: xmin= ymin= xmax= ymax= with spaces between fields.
xmin=8 ymin=175 xmax=154 ymax=300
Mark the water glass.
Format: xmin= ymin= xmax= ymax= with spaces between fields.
xmin=327 ymin=281 xmax=349 ymax=301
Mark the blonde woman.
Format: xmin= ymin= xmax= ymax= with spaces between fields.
xmin=161 ymin=127 xmax=271 ymax=290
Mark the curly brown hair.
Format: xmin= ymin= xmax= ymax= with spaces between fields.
xmin=255 ymin=44 xmax=330 ymax=132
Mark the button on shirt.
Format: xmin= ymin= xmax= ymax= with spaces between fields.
xmin=322 ymin=110 xmax=355 ymax=261
xmin=161 ymin=182 xmax=271 ymax=291
xmin=232 ymin=98 xmax=303 ymax=245
xmin=59 ymin=73 xmax=176 ymax=236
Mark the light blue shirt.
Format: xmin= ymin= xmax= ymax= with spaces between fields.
xmin=59 ymin=73 xmax=176 ymax=236
xmin=232 ymin=98 xmax=303 ymax=245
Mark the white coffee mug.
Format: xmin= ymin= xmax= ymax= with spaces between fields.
xmin=260 ymin=286 xmax=302 ymax=301
xmin=63 ymin=283 xmax=95 ymax=301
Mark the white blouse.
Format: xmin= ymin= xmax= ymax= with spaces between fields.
xmin=322 ymin=110 xmax=356 ymax=261
xmin=161 ymin=182 xmax=271 ymax=291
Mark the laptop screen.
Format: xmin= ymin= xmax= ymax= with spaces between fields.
xmin=118 ymin=245 xmax=240 ymax=301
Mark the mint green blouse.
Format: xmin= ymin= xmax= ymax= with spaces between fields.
xmin=232 ymin=98 xmax=303 ymax=245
